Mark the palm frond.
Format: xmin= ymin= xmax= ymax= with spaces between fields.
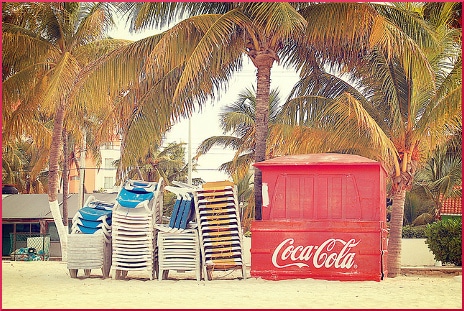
xmin=218 ymin=152 xmax=254 ymax=178
xmin=145 ymin=11 xmax=246 ymax=111
xmin=373 ymin=3 xmax=438 ymax=50
xmin=72 ymin=38 xmax=132 ymax=64
xmin=118 ymin=2 xmax=184 ymax=31
xmin=416 ymin=86 xmax=462 ymax=143
xmin=196 ymin=136 xmax=243 ymax=157
xmin=73 ymin=2 xmax=115 ymax=45
xmin=296 ymin=3 xmax=379 ymax=67
xmin=244 ymin=2 xmax=306 ymax=44
xmin=41 ymin=52 xmax=82 ymax=110
xmin=2 ymin=27 xmax=58 ymax=74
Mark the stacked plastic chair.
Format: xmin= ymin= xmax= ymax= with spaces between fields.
xmin=71 ymin=199 xmax=113 ymax=237
xmin=194 ymin=181 xmax=247 ymax=281
xmin=156 ymin=231 xmax=201 ymax=281
xmin=111 ymin=179 xmax=163 ymax=280
xmin=68 ymin=197 xmax=114 ymax=278
xmin=155 ymin=183 xmax=201 ymax=281
xmin=156 ymin=181 xmax=201 ymax=281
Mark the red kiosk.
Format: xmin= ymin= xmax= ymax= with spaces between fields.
xmin=251 ymin=153 xmax=388 ymax=281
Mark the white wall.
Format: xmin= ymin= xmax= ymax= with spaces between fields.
xmin=243 ymin=237 xmax=251 ymax=267
xmin=400 ymin=238 xmax=437 ymax=266
xmin=95 ymin=146 xmax=120 ymax=192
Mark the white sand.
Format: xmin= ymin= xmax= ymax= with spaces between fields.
xmin=2 ymin=261 xmax=462 ymax=309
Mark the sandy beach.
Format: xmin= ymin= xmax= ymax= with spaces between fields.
xmin=1 ymin=260 xmax=462 ymax=309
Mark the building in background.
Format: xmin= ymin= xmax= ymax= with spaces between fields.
xmin=68 ymin=139 xmax=121 ymax=194
xmin=2 ymin=193 xmax=118 ymax=260
xmin=440 ymin=187 xmax=462 ymax=221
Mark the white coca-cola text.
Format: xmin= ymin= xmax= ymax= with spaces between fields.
xmin=271 ymin=238 xmax=360 ymax=269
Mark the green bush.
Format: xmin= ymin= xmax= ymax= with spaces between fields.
xmin=425 ymin=219 xmax=462 ymax=266
xmin=402 ymin=225 xmax=427 ymax=238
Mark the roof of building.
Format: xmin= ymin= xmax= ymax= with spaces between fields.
xmin=441 ymin=195 xmax=462 ymax=216
xmin=254 ymin=153 xmax=379 ymax=166
xmin=2 ymin=193 xmax=118 ymax=220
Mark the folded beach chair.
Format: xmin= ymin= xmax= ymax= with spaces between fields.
xmin=68 ymin=196 xmax=114 ymax=279
xmin=156 ymin=186 xmax=196 ymax=233
xmin=157 ymin=229 xmax=201 ymax=281
xmin=168 ymin=190 xmax=183 ymax=229
xmin=67 ymin=232 xmax=111 ymax=278
xmin=194 ymin=181 xmax=247 ymax=281
xmin=70 ymin=197 xmax=113 ymax=241
xmin=115 ymin=180 xmax=157 ymax=209
xmin=155 ymin=183 xmax=202 ymax=281
xmin=111 ymin=178 xmax=164 ymax=281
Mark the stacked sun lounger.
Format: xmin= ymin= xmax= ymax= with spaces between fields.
xmin=194 ymin=181 xmax=247 ymax=280
xmin=111 ymin=179 xmax=163 ymax=280
xmin=156 ymin=229 xmax=201 ymax=281
xmin=155 ymin=185 xmax=201 ymax=281
xmin=156 ymin=185 xmax=197 ymax=233
xmin=71 ymin=199 xmax=113 ymax=238
xmin=68 ymin=197 xmax=114 ymax=278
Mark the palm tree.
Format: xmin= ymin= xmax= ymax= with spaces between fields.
xmin=117 ymin=141 xmax=197 ymax=186
xmin=232 ymin=171 xmax=254 ymax=234
xmin=120 ymin=2 xmax=430 ymax=224
xmin=196 ymin=86 xmax=281 ymax=232
xmin=403 ymin=128 xmax=461 ymax=226
xmin=196 ymin=87 xmax=282 ymax=179
xmin=413 ymin=131 xmax=462 ymax=220
xmin=2 ymin=2 xmax=131 ymax=258
xmin=2 ymin=139 xmax=49 ymax=194
xmin=268 ymin=3 xmax=461 ymax=277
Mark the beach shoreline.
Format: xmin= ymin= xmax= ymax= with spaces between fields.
xmin=1 ymin=260 xmax=462 ymax=309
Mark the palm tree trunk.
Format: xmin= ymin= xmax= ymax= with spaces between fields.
xmin=253 ymin=60 xmax=273 ymax=220
xmin=48 ymin=101 xmax=68 ymax=261
xmin=387 ymin=190 xmax=406 ymax=277
xmin=62 ymin=128 xmax=69 ymax=226
xmin=136 ymin=167 xmax=144 ymax=180
xmin=116 ymin=131 xmax=127 ymax=186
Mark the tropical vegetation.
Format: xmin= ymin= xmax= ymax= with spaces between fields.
xmin=2 ymin=138 xmax=49 ymax=194
xmin=2 ymin=2 xmax=461 ymax=277
xmin=3 ymin=2 xmax=135 ymax=259
xmin=196 ymin=87 xmax=283 ymax=179
xmin=411 ymin=131 xmax=462 ymax=221
xmin=195 ymin=86 xmax=283 ymax=230
xmin=425 ymin=218 xmax=462 ymax=266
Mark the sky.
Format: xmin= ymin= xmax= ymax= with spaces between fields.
xmin=109 ymin=16 xmax=300 ymax=182
xmin=163 ymin=62 xmax=300 ymax=182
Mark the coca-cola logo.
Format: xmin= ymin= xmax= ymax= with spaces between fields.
xmin=271 ymin=238 xmax=360 ymax=269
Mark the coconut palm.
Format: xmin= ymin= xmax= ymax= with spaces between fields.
xmin=120 ymin=2 xmax=434 ymax=224
xmin=4 ymin=2 xmax=446 ymax=273
xmin=117 ymin=141 xmax=197 ymax=185
xmin=232 ymin=171 xmax=254 ymax=233
xmin=196 ymin=86 xmax=281 ymax=232
xmin=413 ymin=131 xmax=462 ymax=220
xmin=268 ymin=2 xmax=461 ymax=276
xmin=403 ymin=128 xmax=461 ymax=226
xmin=2 ymin=2 xmax=132 ymax=258
xmin=195 ymin=87 xmax=282 ymax=179
xmin=2 ymin=139 xmax=49 ymax=194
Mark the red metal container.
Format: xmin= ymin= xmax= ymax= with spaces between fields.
xmin=251 ymin=153 xmax=388 ymax=281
